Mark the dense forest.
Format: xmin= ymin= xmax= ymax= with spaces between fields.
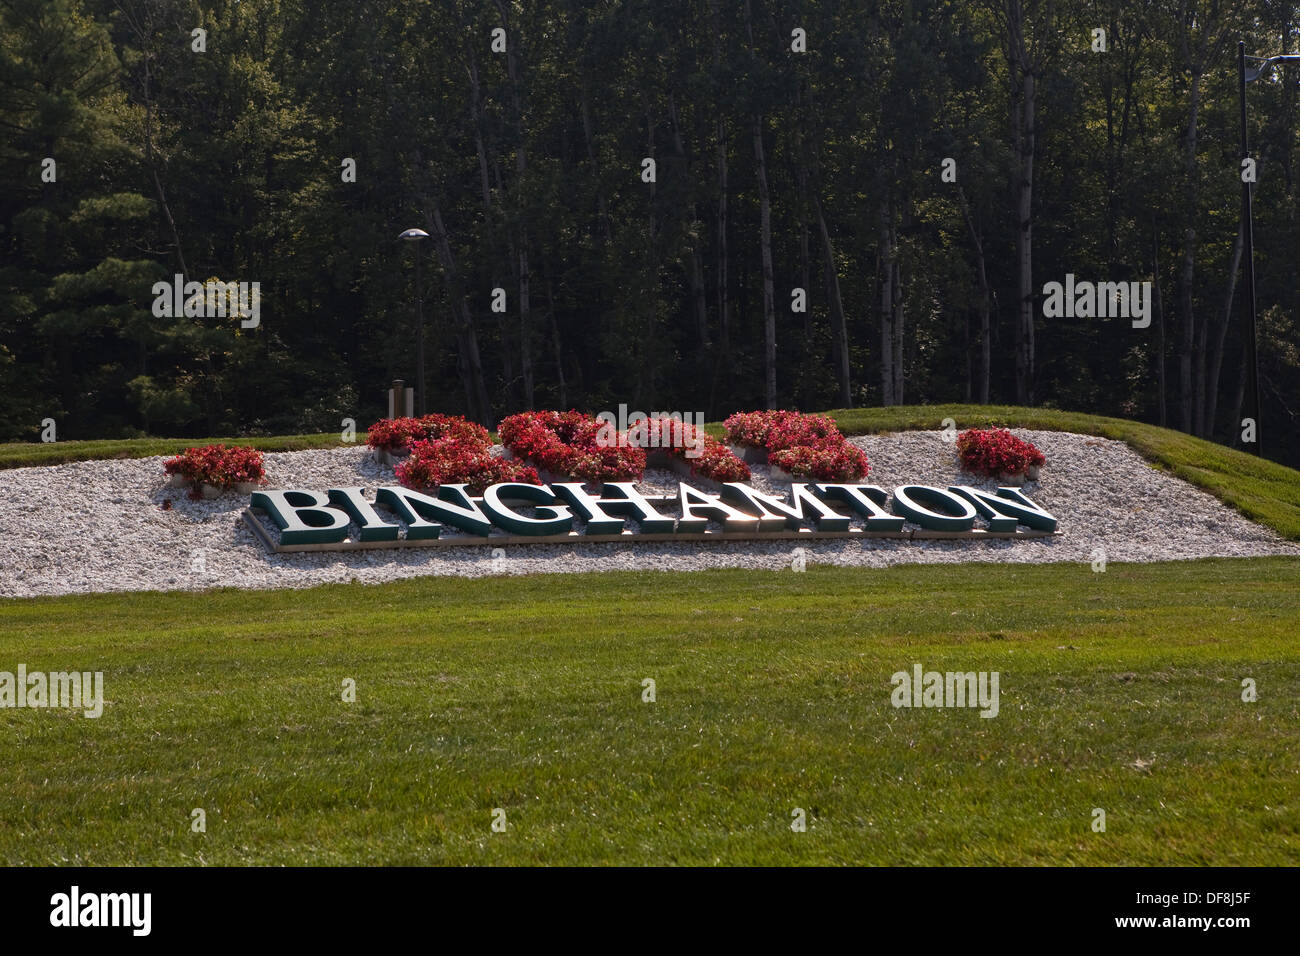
xmin=3 ymin=0 xmax=1299 ymax=465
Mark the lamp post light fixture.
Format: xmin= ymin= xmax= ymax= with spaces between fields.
xmin=1238 ymin=45 xmax=1300 ymax=457
xmin=398 ymin=227 xmax=430 ymax=416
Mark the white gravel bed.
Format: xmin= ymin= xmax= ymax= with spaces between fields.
xmin=2 ymin=429 xmax=1296 ymax=598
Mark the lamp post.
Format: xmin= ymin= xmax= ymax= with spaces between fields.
xmin=1238 ymin=45 xmax=1300 ymax=457
xmin=398 ymin=227 xmax=430 ymax=416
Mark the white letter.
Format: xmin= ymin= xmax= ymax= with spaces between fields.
xmin=132 ymin=893 xmax=151 ymax=937
xmin=83 ymin=672 xmax=103 ymax=718
xmin=152 ymin=280 xmax=172 ymax=318
xmin=240 ymin=282 xmax=260 ymax=329
xmin=979 ymin=671 xmax=1000 ymax=718
xmin=890 ymin=671 xmax=910 ymax=708
xmin=1130 ymin=281 xmax=1151 ymax=328
xmin=50 ymin=893 xmax=70 ymax=928
xmin=1042 ymin=281 xmax=1064 ymax=318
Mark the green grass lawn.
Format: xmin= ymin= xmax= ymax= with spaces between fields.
xmin=7 ymin=403 xmax=1298 ymax=539
xmin=0 ymin=432 xmax=345 ymax=469
xmin=2 ymin=558 xmax=1296 ymax=865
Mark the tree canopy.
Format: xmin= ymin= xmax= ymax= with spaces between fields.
xmin=2 ymin=0 xmax=1298 ymax=465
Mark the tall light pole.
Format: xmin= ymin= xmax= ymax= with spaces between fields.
xmin=1239 ymin=46 xmax=1300 ymax=457
xmin=398 ymin=228 xmax=430 ymax=416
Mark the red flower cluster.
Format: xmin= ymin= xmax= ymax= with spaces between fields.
xmin=723 ymin=409 xmax=869 ymax=481
xmin=396 ymin=436 xmax=539 ymax=495
xmin=769 ymin=443 xmax=871 ymax=482
xmin=365 ymin=414 xmax=491 ymax=453
xmin=689 ymin=443 xmax=751 ymax=482
xmin=637 ymin=416 xmax=751 ymax=483
xmin=725 ymin=410 xmax=842 ymax=452
xmin=163 ymin=444 xmax=266 ymax=491
xmin=955 ymin=428 xmax=1046 ymax=477
xmin=498 ymin=410 xmax=647 ymax=482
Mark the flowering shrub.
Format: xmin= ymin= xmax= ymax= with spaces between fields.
xmin=769 ymin=443 xmax=871 ymax=482
xmin=396 ymin=436 xmax=539 ymax=495
xmin=637 ymin=415 xmax=751 ymax=483
xmin=723 ymin=410 xmax=787 ymax=448
xmin=723 ymin=410 xmax=840 ymax=451
xmin=687 ymin=441 xmax=751 ymax=482
xmin=163 ymin=444 xmax=265 ymax=495
xmin=366 ymin=414 xmax=491 ymax=454
xmin=498 ymin=410 xmax=646 ymax=482
xmin=723 ymin=409 xmax=869 ymax=481
xmin=955 ymin=428 xmax=1046 ymax=477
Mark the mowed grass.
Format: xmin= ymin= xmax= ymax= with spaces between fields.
xmin=8 ymin=403 xmax=1299 ymax=539
xmin=0 ymin=432 xmax=346 ymax=469
xmin=1 ymin=558 xmax=1297 ymax=865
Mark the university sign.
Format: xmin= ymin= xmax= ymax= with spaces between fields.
xmin=243 ymin=480 xmax=1060 ymax=553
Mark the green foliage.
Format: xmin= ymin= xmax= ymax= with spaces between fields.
xmin=1 ymin=0 xmax=1298 ymax=469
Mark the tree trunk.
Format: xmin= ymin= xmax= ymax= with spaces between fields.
xmin=1178 ymin=70 xmax=1202 ymax=434
xmin=958 ymin=185 xmax=991 ymax=404
xmin=426 ymin=205 xmax=492 ymax=426
xmin=669 ymin=92 xmax=710 ymax=348
xmin=813 ymin=194 xmax=851 ymax=407
xmin=716 ymin=118 xmax=730 ymax=356
xmin=745 ymin=0 xmax=776 ymax=409
xmin=518 ymin=242 xmax=532 ymax=408
xmin=879 ymin=207 xmax=895 ymax=406
xmin=710 ymin=0 xmax=730 ymax=358
xmin=580 ymin=89 xmax=613 ymax=243
xmin=796 ymin=140 xmax=812 ymax=341
xmin=1230 ymin=343 xmax=1248 ymax=446
xmin=141 ymin=54 xmax=187 ymax=277
xmin=496 ymin=0 xmax=532 ymax=408
xmin=1015 ymin=66 xmax=1036 ymax=405
xmin=492 ymin=162 xmax=516 ymax=398
xmin=753 ymin=113 xmax=777 ymax=409
xmin=1204 ymin=219 xmax=1245 ymax=438
xmin=1153 ymin=228 xmax=1167 ymax=427
xmin=466 ymin=46 xmax=492 ymax=210
xmin=547 ymin=277 xmax=566 ymax=408
xmin=892 ymin=244 xmax=904 ymax=404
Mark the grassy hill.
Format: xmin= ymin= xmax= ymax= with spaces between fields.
xmin=2 ymin=559 xmax=1298 ymax=865
xmin=4 ymin=404 xmax=1298 ymax=539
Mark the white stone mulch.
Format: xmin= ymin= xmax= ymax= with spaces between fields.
xmin=1 ymin=429 xmax=1296 ymax=598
